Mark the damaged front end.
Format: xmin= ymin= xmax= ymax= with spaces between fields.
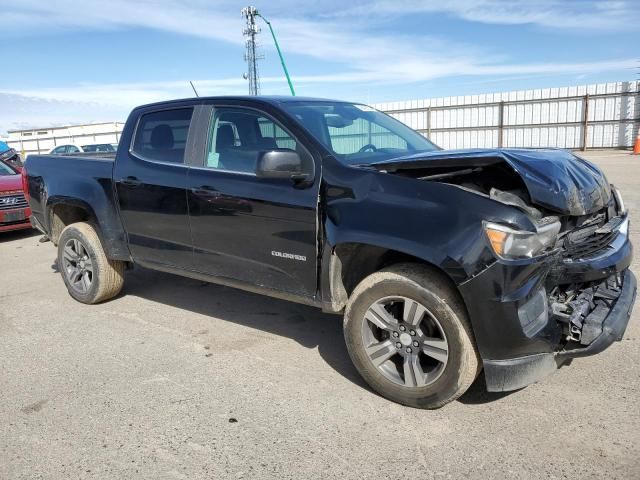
xmin=474 ymin=205 xmax=635 ymax=392
xmin=550 ymin=271 xmax=635 ymax=351
xmin=369 ymin=148 xmax=636 ymax=391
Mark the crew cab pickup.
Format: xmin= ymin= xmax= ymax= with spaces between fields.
xmin=24 ymin=96 xmax=635 ymax=408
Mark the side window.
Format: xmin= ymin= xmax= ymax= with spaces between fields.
xmin=326 ymin=116 xmax=408 ymax=154
xmin=52 ymin=146 xmax=65 ymax=154
xmin=67 ymin=145 xmax=80 ymax=153
xmin=132 ymin=108 xmax=193 ymax=164
xmin=257 ymin=118 xmax=297 ymax=150
xmin=205 ymin=108 xmax=304 ymax=174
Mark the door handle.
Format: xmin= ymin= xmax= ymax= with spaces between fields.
xmin=120 ymin=176 xmax=142 ymax=187
xmin=191 ymin=186 xmax=221 ymax=198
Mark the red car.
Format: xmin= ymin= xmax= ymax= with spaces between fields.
xmin=0 ymin=160 xmax=32 ymax=232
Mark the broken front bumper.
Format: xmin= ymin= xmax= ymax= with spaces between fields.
xmin=556 ymin=269 xmax=636 ymax=359
xmin=459 ymin=218 xmax=635 ymax=392
xmin=482 ymin=269 xmax=636 ymax=392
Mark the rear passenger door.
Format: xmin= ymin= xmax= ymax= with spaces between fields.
xmin=187 ymin=105 xmax=319 ymax=298
xmin=114 ymin=106 xmax=196 ymax=269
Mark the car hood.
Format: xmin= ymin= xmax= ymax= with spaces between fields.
xmin=0 ymin=173 xmax=22 ymax=192
xmin=369 ymin=148 xmax=611 ymax=216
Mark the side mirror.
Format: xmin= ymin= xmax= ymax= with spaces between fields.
xmin=256 ymin=149 xmax=305 ymax=180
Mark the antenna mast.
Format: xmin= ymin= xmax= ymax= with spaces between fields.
xmin=241 ymin=6 xmax=262 ymax=96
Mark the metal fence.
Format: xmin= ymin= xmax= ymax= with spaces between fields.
xmin=7 ymin=124 xmax=124 ymax=156
xmin=374 ymin=81 xmax=640 ymax=150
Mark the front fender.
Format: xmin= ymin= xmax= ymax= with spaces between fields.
xmin=318 ymin=159 xmax=532 ymax=313
xmin=325 ymin=225 xmax=463 ymax=282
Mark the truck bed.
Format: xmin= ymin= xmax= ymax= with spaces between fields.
xmin=24 ymin=152 xmax=129 ymax=260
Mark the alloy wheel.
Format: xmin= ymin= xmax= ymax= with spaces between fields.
xmin=361 ymin=296 xmax=449 ymax=387
xmin=62 ymin=238 xmax=93 ymax=294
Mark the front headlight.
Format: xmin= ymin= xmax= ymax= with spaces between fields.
xmin=484 ymin=220 xmax=561 ymax=259
xmin=618 ymin=217 xmax=629 ymax=237
xmin=612 ymin=185 xmax=626 ymax=215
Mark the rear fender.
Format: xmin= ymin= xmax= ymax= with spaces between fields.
xmin=46 ymin=195 xmax=130 ymax=261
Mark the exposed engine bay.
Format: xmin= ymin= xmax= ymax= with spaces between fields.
xmin=377 ymin=150 xmax=625 ymax=253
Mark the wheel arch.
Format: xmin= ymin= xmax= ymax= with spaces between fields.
xmin=47 ymin=197 xmax=98 ymax=245
xmin=320 ymin=239 xmax=467 ymax=314
xmin=45 ymin=196 xmax=131 ymax=261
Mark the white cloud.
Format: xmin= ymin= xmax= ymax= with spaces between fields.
xmin=331 ymin=0 xmax=638 ymax=30
xmin=1 ymin=0 xmax=637 ymax=132
xmin=4 ymin=57 xmax=634 ymax=116
xmin=0 ymin=92 xmax=128 ymax=133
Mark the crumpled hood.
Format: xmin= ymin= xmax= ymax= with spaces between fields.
xmin=370 ymin=148 xmax=611 ymax=216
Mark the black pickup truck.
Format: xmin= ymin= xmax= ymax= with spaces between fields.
xmin=24 ymin=96 xmax=635 ymax=408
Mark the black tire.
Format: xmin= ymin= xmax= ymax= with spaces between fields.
xmin=344 ymin=263 xmax=481 ymax=409
xmin=57 ymin=222 xmax=125 ymax=304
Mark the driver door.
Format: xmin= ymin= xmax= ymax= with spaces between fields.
xmin=187 ymin=105 xmax=319 ymax=297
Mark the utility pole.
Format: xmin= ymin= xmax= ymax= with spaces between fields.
xmin=241 ymin=6 xmax=262 ymax=96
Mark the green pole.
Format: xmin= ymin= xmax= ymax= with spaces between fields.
xmin=257 ymin=13 xmax=296 ymax=96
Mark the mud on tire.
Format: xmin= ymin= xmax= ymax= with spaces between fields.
xmin=57 ymin=222 xmax=125 ymax=304
xmin=344 ymin=263 xmax=481 ymax=409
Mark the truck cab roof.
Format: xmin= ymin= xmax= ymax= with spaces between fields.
xmin=134 ymin=95 xmax=351 ymax=111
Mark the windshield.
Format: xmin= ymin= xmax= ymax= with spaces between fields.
xmin=280 ymin=101 xmax=438 ymax=165
xmin=0 ymin=161 xmax=16 ymax=176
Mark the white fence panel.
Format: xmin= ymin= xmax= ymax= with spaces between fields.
xmin=7 ymin=123 xmax=124 ymax=155
xmin=375 ymin=81 xmax=639 ymax=150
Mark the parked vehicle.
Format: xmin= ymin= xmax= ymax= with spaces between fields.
xmin=0 ymin=141 xmax=23 ymax=170
xmin=24 ymin=96 xmax=635 ymax=408
xmin=0 ymin=159 xmax=31 ymax=232
xmin=82 ymin=143 xmax=117 ymax=153
xmin=48 ymin=143 xmax=116 ymax=154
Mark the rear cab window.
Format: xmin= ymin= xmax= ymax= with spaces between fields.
xmin=132 ymin=108 xmax=193 ymax=164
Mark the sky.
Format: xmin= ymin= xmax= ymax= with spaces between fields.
xmin=1 ymin=0 xmax=638 ymax=134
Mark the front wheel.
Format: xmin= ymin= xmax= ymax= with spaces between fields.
xmin=344 ymin=264 xmax=481 ymax=409
xmin=57 ymin=222 xmax=125 ymax=304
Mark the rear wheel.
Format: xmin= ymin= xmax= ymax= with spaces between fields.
xmin=57 ymin=222 xmax=125 ymax=304
xmin=344 ymin=264 xmax=481 ymax=409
